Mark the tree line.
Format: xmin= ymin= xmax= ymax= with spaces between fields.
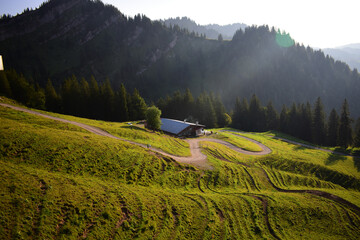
xmin=156 ymin=89 xmax=231 ymax=129
xmin=232 ymin=94 xmax=360 ymax=148
xmin=1 ymin=69 xmax=359 ymax=148
xmin=0 ymin=69 xmax=147 ymax=122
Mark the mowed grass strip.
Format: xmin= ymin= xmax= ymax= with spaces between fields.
xmin=208 ymin=130 xmax=263 ymax=152
xmin=266 ymin=192 xmax=360 ymax=239
xmin=231 ymin=131 xmax=360 ymax=179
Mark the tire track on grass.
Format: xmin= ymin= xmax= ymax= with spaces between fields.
xmin=260 ymin=167 xmax=360 ymax=217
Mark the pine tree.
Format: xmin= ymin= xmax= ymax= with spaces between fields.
xmin=195 ymin=92 xmax=217 ymax=128
xmin=338 ymin=99 xmax=353 ymax=148
xmin=240 ymin=98 xmax=250 ymax=130
xmin=61 ymin=75 xmax=81 ymax=116
xmin=89 ymin=76 xmax=100 ymax=119
xmin=299 ymin=102 xmax=312 ymax=142
xmin=0 ymin=70 xmax=11 ymax=97
xmin=183 ymin=88 xmax=195 ymax=119
xmin=232 ymin=97 xmax=242 ymax=129
xmin=312 ymin=97 xmax=326 ymax=145
xmin=30 ymin=83 xmax=46 ymax=110
xmin=79 ymin=78 xmax=90 ymax=117
xmin=214 ymin=95 xmax=227 ymax=127
xmin=117 ymin=83 xmax=129 ymax=122
xmin=205 ymin=94 xmax=217 ymax=128
xmin=354 ymin=118 xmax=360 ymax=147
xmin=45 ymin=79 xmax=61 ymax=112
xmin=288 ymin=103 xmax=299 ymax=137
xmin=248 ymin=94 xmax=264 ymax=131
xmin=223 ymin=113 xmax=232 ymax=127
xmin=6 ymin=70 xmax=32 ymax=105
xmin=327 ymin=108 xmax=339 ymax=146
xmin=279 ymin=105 xmax=289 ymax=133
xmin=129 ymin=88 xmax=147 ymax=120
xmin=265 ymin=101 xmax=279 ymax=130
xmin=100 ymin=79 xmax=115 ymax=120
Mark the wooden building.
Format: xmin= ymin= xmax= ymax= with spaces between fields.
xmin=160 ymin=118 xmax=205 ymax=137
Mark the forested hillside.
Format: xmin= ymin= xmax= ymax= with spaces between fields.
xmin=162 ymin=17 xmax=247 ymax=40
xmin=0 ymin=0 xmax=359 ymax=117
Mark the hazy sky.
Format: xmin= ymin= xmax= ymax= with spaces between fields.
xmin=1 ymin=0 xmax=359 ymax=48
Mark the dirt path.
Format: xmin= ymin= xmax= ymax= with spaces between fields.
xmin=0 ymin=103 xmax=270 ymax=169
xmin=223 ymin=129 xmax=357 ymax=157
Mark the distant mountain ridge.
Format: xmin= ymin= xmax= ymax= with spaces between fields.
xmin=0 ymin=0 xmax=359 ymax=118
xmin=323 ymin=43 xmax=360 ymax=70
xmin=162 ymin=17 xmax=247 ymax=40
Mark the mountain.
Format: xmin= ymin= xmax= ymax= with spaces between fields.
xmin=205 ymin=22 xmax=247 ymax=39
xmin=323 ymin=43 xmax=360 ymax=71
xmin=0 ymin=0 xmax=359 ymax=118
xmin=162 ymin=17 xmax=247 ymax=40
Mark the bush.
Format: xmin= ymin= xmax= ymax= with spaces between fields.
xmin=145 ymin=106 xmax=162 ymax=130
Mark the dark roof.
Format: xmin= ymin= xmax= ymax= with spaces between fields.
xmin=160 ymin=118 xmax=205 ymax=135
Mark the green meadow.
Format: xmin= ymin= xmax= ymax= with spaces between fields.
xmin=1 ymin=102 xmax=360 ymax=239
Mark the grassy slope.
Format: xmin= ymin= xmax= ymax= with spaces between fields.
xmin=207 ymin=130 xmax=263 ymax=152
xmin=1 ymin=104 xmax=360 ymax=239
xmin=0 ymin=97 xmax=190 ymax=157
xmin=37 ymin=110 xmax=191 ymax=157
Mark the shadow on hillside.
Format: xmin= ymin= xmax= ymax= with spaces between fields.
xmin=353 ymin=157 xmax=360 ymax=172
xmin=293 ymin=145 xmax=307 ymax=151
xmin=325 ymin=153 xmax=347 ymax=166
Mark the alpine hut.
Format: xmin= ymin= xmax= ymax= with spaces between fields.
xmin=160 ymin=118 xmax=205 ymax=137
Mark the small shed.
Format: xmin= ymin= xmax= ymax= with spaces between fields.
xmin=160 ymin=118 xmax=205 ymax=137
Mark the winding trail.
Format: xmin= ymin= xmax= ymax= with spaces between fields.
xmin=224 ymin=129 xmax=357 ymax=158
xmin=0 ymin=103 xmax=270 ymax=169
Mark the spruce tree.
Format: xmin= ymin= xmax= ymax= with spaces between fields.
xmin=214 ymin=95 xmax=227 ymax=127
xmin=195 ymin=92 xmax=217 ymax=128
xmin=338 ymin=99 xmax=353 ymax=148
xmin=45 ymin=79 xmax=60 ymax=112
xmin=118 ymin=83 xmax=129 ymax=122
xmin=279 ymin=105 xmax=289 ymax=133
xmin=61 ymin=75 xmax=81 ymax=116
xmin=183 ymin=88 xmax=195 ymax=119
xmin=129 ymin=88 xmax=147 ymax=120
xmin=288 ymin=103 xmax=299 ymax=137
xmin=30 ymin=83 xmax=46 ymax=110
xmin=240 ymin=98 xmax=249 ymax=131
xmin=354 ymin=118 xmax=360 ymax=147
xmin=300 ymin=102 xmax=313 ymax=142
xmin=205 ymin=94 xmax=217 ymax=128
xmin=232 ymin=97 xmax=242 ymax=129
xmin=89 ymin=76 xmax=100 ymax=119
xmin=6 ymin=70 xmax=32 ymax=105
xmin=100 ymin=79 xmax=115 ymax=121
xmin=79 ymin=78 xmax=90 ymax=116
xmin=265 ymin=101 xmax=279 ymax=130
xmin=327 ymin=108 xmax=340 ymax=146
xmin=0 ymin=70 xmax=11 ymax=97
xmin=249 ymin=94 xmax=264 ymax=131
xmin=312 ymin=97 xmax=326 ymax=145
